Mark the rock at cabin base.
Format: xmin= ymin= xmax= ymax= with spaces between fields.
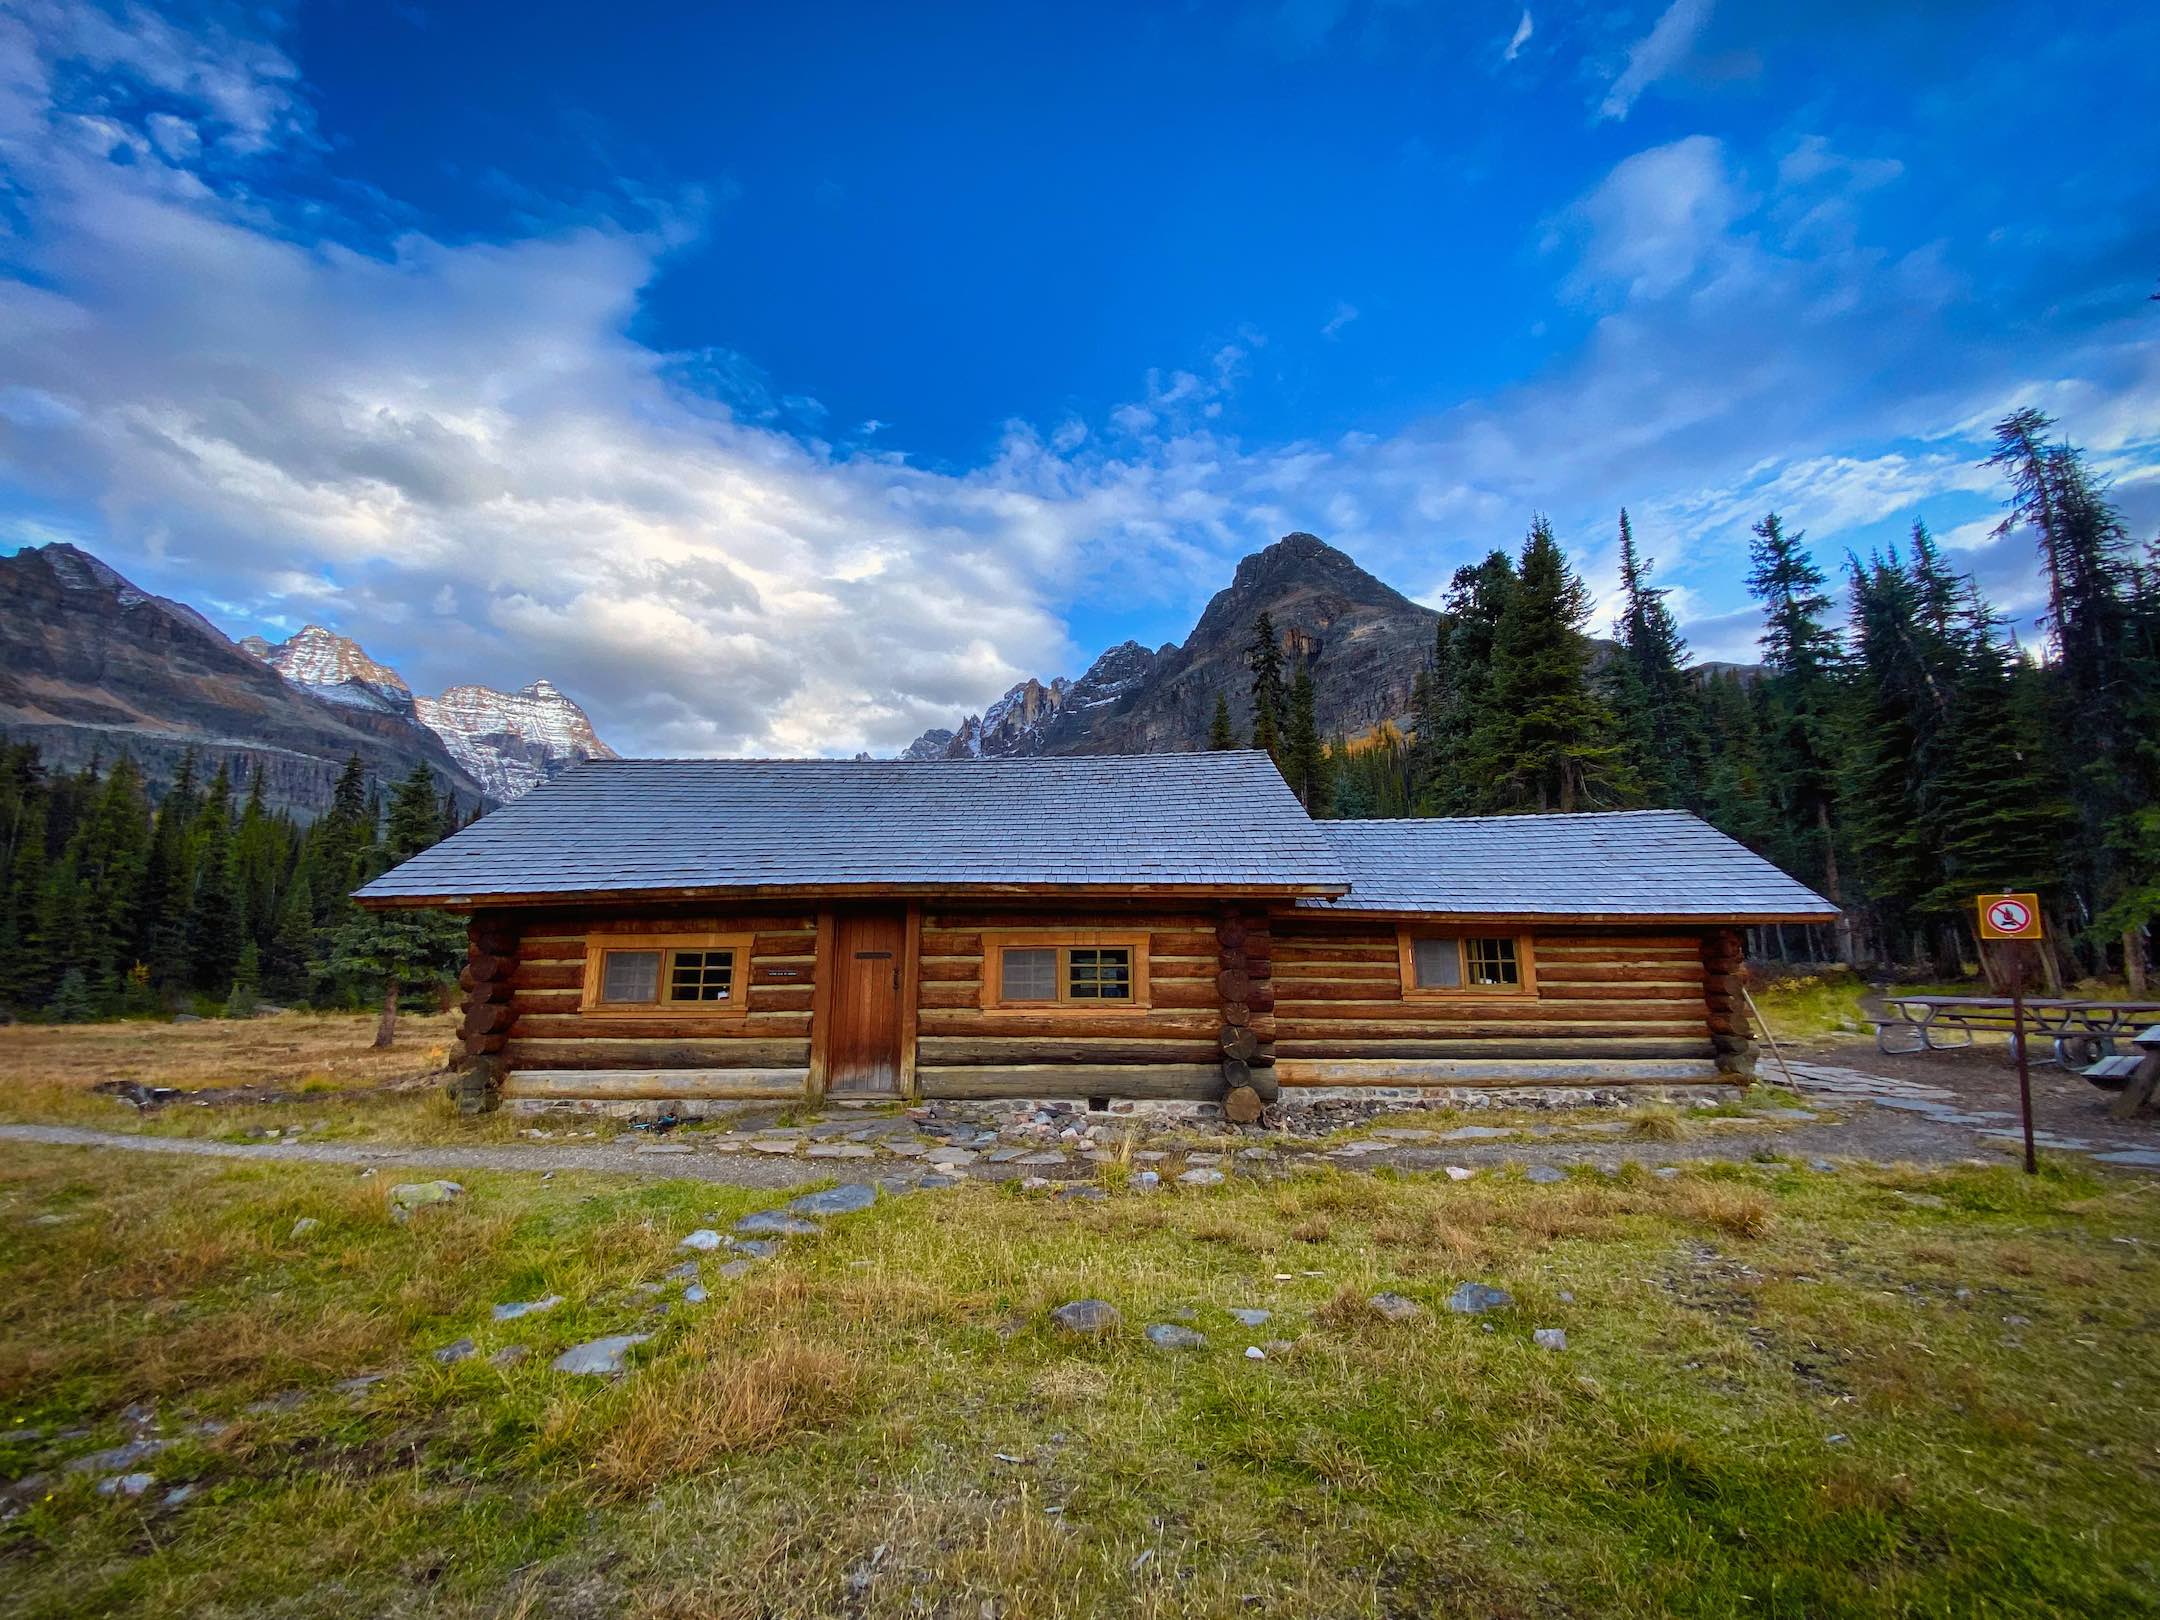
xmin=1369 ymin=1292 xmax=1424 ymax=1322
xmin=1049 ymin=1299 xmax=1123 ymax=1336
xmin=1223 ymin=1085 xmax=1263 ymax=1125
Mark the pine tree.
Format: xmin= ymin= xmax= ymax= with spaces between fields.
xmin=1411 ymin=551 xmax=1515 ymax=814
xmin=1609 ymin=510 xmax=1701 ymax=807
xmin=45 ymin=966 xmax=94 ymax=1024
xmin=1470 ymin=519 xmax=1636 ymax=812
xmin=139 ymin=751 xmax=200 ymax=989
xmin=322 ymin=908 xmax=464 ymax=1047
xmin=1208 ymin=692 xmax=1236 ymax=751
xmin=386 ymin=763 xmax=445 ymax=861
xmin=1245 ymin=614 xmax=1288 ymax=759
xmin=184 ymin=766 xmax=243 ymax=995
xmin=266 ymin=867 xmax=315 ymax=1002
xmin=1281 ymin=665 xmax=1332 ymax=811
xmin=1746 ymin=511 xmax=1849 ymax=952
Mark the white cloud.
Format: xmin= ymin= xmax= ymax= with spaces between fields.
xmin=1320 ymin=300 xmax=1359 ymax=338
xmin=1556 ymin=135 xmax=1750 ymax=302
xmin=1503 ymin=9 xmax=1534 ymax=63
xmin=1599 ymin=0 xmax=1715 ymax=122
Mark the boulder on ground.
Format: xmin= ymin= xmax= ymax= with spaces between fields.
xmin=551 ymin=1333 xmax=651 ymax=1376
xmin=785 ymin=1183 xmax=878 ymax=1217
xmin=1049 ymin=1299 xmax=1122 ymax=1336
xmin=387 ymin=1181 xmax=463 ymax=1220
xmin=1369 ymin=1291 xmax=1424 ymax=1322
xmin=1145 ymin=1322 xmax=1207 ymax=1351
xmin=1446 ymin=1282 xmax=1513 ymax=1315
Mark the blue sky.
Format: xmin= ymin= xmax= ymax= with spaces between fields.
xmin=1 ymin=0 xmax=2156 ymax=754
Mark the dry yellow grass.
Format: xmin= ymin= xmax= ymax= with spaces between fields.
xmin=591 ymin=1338 xmax=864 ymax=1493
xmin=0 ymin=1011 xmax=455 ymax=1094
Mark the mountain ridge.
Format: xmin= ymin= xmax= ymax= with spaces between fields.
xmin=902 ymin=532 xmax=1442 ymax=759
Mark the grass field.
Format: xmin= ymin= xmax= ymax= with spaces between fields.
xmin=4 ymin=1143 xmax=2156 ymax=1618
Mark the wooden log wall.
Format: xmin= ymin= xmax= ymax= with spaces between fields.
xmin=448 ymin=910 xmax=519 ymax=1114
xmin=1701 ymin=926 xmax=1755 ymax=1076
xmin=1216 ymin=908 xmax=1277 ymax=1121
xmin=498 ymin=908 xmax=817 ymax=1102
xmin=1269 ymin=918 xmax=1723 ymax=1086
xmin=914 ymin=906 xmax=1225 ymax=1100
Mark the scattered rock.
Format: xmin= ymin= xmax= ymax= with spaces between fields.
xmin=749 ymin=1140 xmax=799 ymax=1155
xmin=1054 ymin=1186 xmax=1106 ymax=1202
xmin=1533 ymin=1328 xmax=1567 ymax=1351
xmin=491 ymin=1295 xmax=563 ymax=1322
xmin=1438 ymin=1125 xmax=1513 ymax=1141
xmin=633 ymin=1142 xmax=694 ymax=1155
xmin=1132 ymin=1170 xmax=1161 ymax=1189
xmin=1444 ymin=1166 xmax=1475 ymax=1181
xmin=735 ymin=1211 xmax=821 ymax=1236
xmin=1524 ymin=1165 xmax=1567 ymax=1185
xmin=1653 ymin=1166 xmax=1680 ymax=1179
xmin=433 ymin=1337 xmax=477 ymax=1365
xmin=488 ymin=1345 xmax=528 ymax=1368
xmin=387 ymin=1181 xmax=463 ymax=1220
xmin=551 ymin=1334 xmax=651 ymax=1375
xmin=806 ymin=1144 xmax=876 ymax=1159
xmin=785 ymin=1183 xmax=878 ymax=1217
xmin=1020 ymin=1176 xmax=1052 ymax=1191
xmin=662 ymin=1261 xmax=700 ymax=1283
xmin=288 ymin=1217 xmax=321 ymax=1238
xmin=925 ymin=1147 xmax=978 ymax=1167
xmin=1446 ymin=1282 xmax=1513 ymax=1315
xmin=1244 ymin=1345 xmax=1266 ymax=1360
xmin=684 ymin=1284 xmax=709 ymax=1305
xmin=1808 ymin=1159 xmax=1837 ymax=1173
xmin=1017 ymin=1152 xmax=1067 ymax=1166
xmin=65 ymin=1438 xmax=165 ymax=1475
xmin=1049 ymin=1299 xmax=1122 ymax=1337
xmin=1176 ymin=1168 xmax=1224 ymax=1187
xmin=726 ymin=1237 xmax=780 ymax=1260
xmin=159 ymin=1483 xmax=198 ymax=1508
xmin=98 ymin=1472 xmax=155 ymax=1498
xmin=1369 ymin=1291 xmax=1424 ymax=1322
xmin=679 ymin=1229 xmax=725 ymax=1251
xmin=1229 ymin=1307 xmax=1271 ymax=1326
xmin=1145 ymin=1323 xmax=1207 ymax=1351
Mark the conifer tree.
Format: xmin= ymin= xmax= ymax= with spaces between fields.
xmin=1471 ymin=519 xmax=1636 ymax=812
xmin=1281 ymin=665 xmax=1332 ymax=812
xmin=1245 ymin=614 xmax=1287 ymax=759
xmin=1608 ymin=510 xmax=1701 ymax=806
xmin=184 ymin=767 xmax=243 ymax=995
xmin=386 ymin=763 xmax=444 ymax=862
xmin=1208 ymin=692 xmax=1236 ymax=750
xmin=1746 ymin=511 xmax=1849 ymax=952
xmin=266 ymin=868 xmax=315 ymax=1002
xmin=1411 ymin=551 xmax=1516 ymax=814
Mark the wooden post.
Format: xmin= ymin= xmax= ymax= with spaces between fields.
xmin=450 ymin=910 xmax=519 ymax=1115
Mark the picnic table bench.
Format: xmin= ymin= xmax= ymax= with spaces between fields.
xmin=1870 ymin=995 xmax=2160 ymax=1070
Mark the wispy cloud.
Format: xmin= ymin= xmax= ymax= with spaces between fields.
xmin=1503 ymin=9 xmax=1533 ymax=63
xmin=1320 ymin=301 xmax=1359 ymax=338
xmin=1599 ymin=0 xmax=1715 ymax=121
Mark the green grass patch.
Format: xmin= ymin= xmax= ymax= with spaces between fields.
xmin=3 ymin=1149 xmax=2157 ymax=1617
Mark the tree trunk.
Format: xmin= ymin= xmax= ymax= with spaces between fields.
xmin=1816 ymin=800 xmax=1854 ymax=964
xmin=2126 ymin=927 xmax=2149 ymax=995
xmin=374 ymin=977 xmax=399 ymax=1049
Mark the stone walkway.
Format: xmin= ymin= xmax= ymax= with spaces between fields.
xmin=1779 ymin=1061 xmax=2160 ymax=1170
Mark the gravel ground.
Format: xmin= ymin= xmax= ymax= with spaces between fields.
xmin=9 ymin=1078 xmax=2149 ymax=1185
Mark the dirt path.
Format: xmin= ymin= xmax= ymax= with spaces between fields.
xmin=3 ymin=1095 xmax=2128 ymax=1184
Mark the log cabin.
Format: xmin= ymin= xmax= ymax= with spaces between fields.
xmin=352 ymin=753 xmax=1835 ymax=1116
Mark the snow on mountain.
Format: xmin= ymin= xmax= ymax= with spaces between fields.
xmin=901 ymin=640 xmax=1160 ymax=759
xmin=244 ymin=628 xmax=615 ymax=799
xmin=413 ymin=680 xmax=618 ymax=801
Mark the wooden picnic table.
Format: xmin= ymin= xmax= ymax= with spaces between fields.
xmin=1873 ymin=994 xmax=2160 ymax=1067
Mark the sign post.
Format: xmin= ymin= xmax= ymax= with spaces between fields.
xmin=1978 ymin=893 xmax=2045 ymax=1174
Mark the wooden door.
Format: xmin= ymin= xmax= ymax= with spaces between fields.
xmin=827 ymin=909 xmax=907 ymax=1094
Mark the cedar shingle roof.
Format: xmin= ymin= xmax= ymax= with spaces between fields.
xmin=1304 ymin=811 xmax=1836 ymax=920
xmin=354 ymin=752 xmax=1348 ymax=904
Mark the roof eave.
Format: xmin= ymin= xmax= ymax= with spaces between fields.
xmin=1297 ymin=905 xmax=1841 ymax=925
xmin=353 ymin=878 xmax=1354 ymax=912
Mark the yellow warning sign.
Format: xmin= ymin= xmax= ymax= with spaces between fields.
xmin=1977 ymin=893 xmax=2043 ymax=940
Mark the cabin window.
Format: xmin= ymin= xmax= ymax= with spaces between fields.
xmin=1398 ymin=929 xmax=1535 ymax=998
xmin=982 ymin=933 xmax=1151 ymax=1010
xmin=580 ymin=932 xmax=755 ymax=1017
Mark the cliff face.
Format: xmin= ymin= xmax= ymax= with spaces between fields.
xmin=902 ymin=533 xmax=1439 ymax=758
xmin=0 ymin=545 xmax=489 ymax=816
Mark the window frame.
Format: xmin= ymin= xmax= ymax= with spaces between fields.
xmin=1394 ymin=926 xmax=1538 ymax=1001
xmin=578 ymin=931 xmax=757 ymax=1019
xmin=978 ymin=930 xmax=1153 ymax=1013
